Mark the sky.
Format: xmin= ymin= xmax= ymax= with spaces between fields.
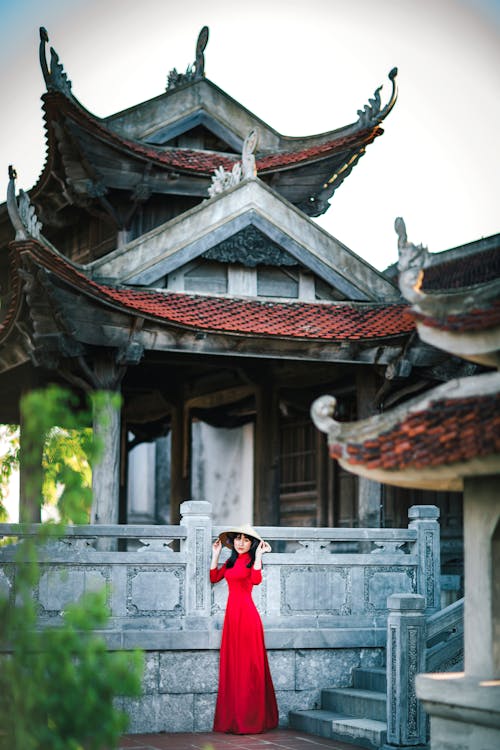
xmin=0 ymin=0 xmax=499 ymax=271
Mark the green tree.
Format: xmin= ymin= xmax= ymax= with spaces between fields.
xmin=0 ymin=385 xmax=143 ymax=750
xmin=0 ymin=424 xmax=19 ymax=521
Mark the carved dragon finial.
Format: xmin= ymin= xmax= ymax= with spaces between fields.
xmin=39 ymin=27 xmax=72 ymax=97
xmin=357 ymin=67 xmax=398 ymax=128
xmin=395 ymin=217 xmax=428 ymax=302
xmin=194 ymin=26 xmax=209 ymax=77
xmin=310 ymin=396 xmax=340 ymax=436
xmin=7 ymin=166 xmax=43 ymax=241
xmin=208 ymin=129 xmax=259 ymax=198
xmin=167 ymin=25 xmax=210 ymax=90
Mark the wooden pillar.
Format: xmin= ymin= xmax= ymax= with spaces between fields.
xmin=91 ymin=391 xmax=121 ymax=524
xmin=170 ymin=402 xmax=191 ymax=524
xmin=254 ymin=383 xmax=280 ymax=526
xmin=18 ymin=405 xmax=42 ymax=523
xmin=87 ymin=352 xmax=125 ymax=525
xmin=356 ymin=369 xmax=382 ymax=527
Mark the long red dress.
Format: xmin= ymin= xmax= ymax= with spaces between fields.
xmin=210 ymin=553 xmax=279 ymax=733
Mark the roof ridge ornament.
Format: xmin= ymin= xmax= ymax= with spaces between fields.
xmin=167 ymin=26 xmax=209 ymax=90
xmin=39 ymin=27 xmax=73 ymax=97
xmin=208 ymin=129 xmax=258 ymax=198
xmin=395 ymin=216 xmax=429 ymax=303
xmin=7 ymin=166 xmax=43 ymax=241
xmin=357 ymin=68 xmax=398 ymax=128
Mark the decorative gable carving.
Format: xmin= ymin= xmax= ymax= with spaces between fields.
xmin=202 ymin=226 xmax=298 ymax=268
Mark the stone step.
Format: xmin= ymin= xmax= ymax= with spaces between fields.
xmin=352 ymin=666 xmax=387 ymax=693
xmin=289 ymin=709 xmax=387 ymax=750
xmin=321 ymin=687 xmax=386 ymax=722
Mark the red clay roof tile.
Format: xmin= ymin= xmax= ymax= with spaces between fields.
xmin=11 ymin=239 xmax=415 ymax=342
xmin=331 ymin=392 xmax=500 ymax=470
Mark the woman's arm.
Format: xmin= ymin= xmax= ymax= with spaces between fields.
xmin=210 ymin=538 xmax=222 ymax=569
xmin=210 ymin=538 xmax=226 ymax=583
xmin=251 ymin=540 xmax=271 ymax=583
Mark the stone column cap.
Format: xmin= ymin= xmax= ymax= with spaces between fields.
xmin=408 ymin=504 xmax=440 ymax=520
xmin=387 ymin=593 xmax=426 ymax=611
xmin=180 ymin=500 xmax=212 ymax=516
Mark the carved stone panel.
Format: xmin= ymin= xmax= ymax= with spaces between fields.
xmin=38 ymin=566 xmax=108 ymax=613
xmin=127 ymin=567 xmax=183 ymax=615
xmin=364 ymin=566 xmax=416 ymax=612
xmin=203 ymin=226 xmax=298 ymax=268
xmin=281 ymin=566 xmax=351 ymax=615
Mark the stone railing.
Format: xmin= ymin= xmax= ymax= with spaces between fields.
xmin=0 ymin=502 xmax=440 ymax=651
xmin=383 ymin=593 xmax=464 ymax=750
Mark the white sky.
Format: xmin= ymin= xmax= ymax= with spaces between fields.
xmin=0 ymin=0 xmax=499 ymax=270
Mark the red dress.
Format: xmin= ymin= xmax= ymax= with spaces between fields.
xmin=210 ymin=553 xmax=279 ymax=733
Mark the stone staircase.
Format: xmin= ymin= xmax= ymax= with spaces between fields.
xmin=289 ymin=666 xmax=388 ymax=749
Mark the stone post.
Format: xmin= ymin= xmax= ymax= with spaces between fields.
xmin=408 ymin=505 xmax=440 ymax=613
xmin=180 ymin=500 xmax=212 ymax=620
xmin=382 ymin=593 xmax=427 ymax=750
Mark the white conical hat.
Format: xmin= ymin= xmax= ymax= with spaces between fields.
xmin=218 ymin=524 xmax=270 ymax=550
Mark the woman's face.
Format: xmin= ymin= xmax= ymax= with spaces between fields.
xmin=233 ymin=533 xmax=252 ymax=555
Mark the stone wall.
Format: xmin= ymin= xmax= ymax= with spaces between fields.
xmin=119 ymin=646 xmax=385 ymax=733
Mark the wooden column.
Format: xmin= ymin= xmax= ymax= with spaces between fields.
xmin=254 ymin=383 xmax=280 ymax=526
xmin=170 ymin=402 xmax=191 ymax=524
xmin=356 ymin=369 xmax=382 ymax=527
xmin=91 ymin=392 xmax=121 ymax=524
xmin=87 ymin=352 xmax=125 ymax=525
xmin=18 ymin=404 xmax=42 ymax=523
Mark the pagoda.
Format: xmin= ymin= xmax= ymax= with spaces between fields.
xmin=0 ymin=26 xmax=468 ymax=535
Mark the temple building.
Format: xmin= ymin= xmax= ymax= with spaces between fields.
xmin=0 ymin=26 xmax=485 ymax=571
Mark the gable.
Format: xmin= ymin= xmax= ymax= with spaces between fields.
xmin=161 ymin=227 xmax=348 ymax=301
xmin=143 ymin=112 xmax=241 ymax=153
xmin=89 ymin=178 xmax=400 ymax=303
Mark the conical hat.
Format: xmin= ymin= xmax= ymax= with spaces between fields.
xmin=218 ymin=523 xmax=267 ymax=549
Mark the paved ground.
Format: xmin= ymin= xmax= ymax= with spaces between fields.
xmin=118 ymin=729 xmax=366 ymax=750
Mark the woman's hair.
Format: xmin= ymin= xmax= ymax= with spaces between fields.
xmin=225 ymin=533 xmax=259 ymax=568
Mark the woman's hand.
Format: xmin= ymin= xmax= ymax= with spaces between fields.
xmin=257 ymin=540 xmax=271 ymax=555
xmin=210 ymin=538 xmax=222 ymax=569
xmin=253 ymin=540 xmax=271 ymax=569
xmin=212 ymin=538 xmax=222 ymax=555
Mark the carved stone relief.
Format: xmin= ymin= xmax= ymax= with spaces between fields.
xmin=203 ymin=225 xmax=298 ymax=267
xmin=281 ymin=566 xmax=351 ymax=615
xmin=37 ymin=565 xmax=109 ymax=613
xmin=126 ymin=566 xmax=183 ymax=615
xmin=364 ymin=566 xmax=416 ymax=612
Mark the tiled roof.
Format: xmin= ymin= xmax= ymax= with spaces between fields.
xmin=41 ymin=92 xmax=381 ymax=178
xmin=330 ymin=392 xmax=500 ymax=470
xmin=423 ymin=246 xmax=500 ymax=290
xmin=102 ymin=287 xmax=412 ymax=340
xmin=12 ymin=239 xmax=415 ymax=342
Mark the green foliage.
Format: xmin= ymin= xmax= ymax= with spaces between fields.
xmin=0 ymin=424 xmax=19 ymax=521
xmin=0 ymin=385 xmax=143 ymax=750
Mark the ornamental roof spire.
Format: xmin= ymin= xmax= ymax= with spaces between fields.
xmin=166 ymin=26 xmax=209 ymax=90
xmin=39 ymin=26 xmax=73 ymax=97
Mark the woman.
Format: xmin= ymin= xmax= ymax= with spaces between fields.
xmin=210 ymin=523 xmax=279 ymax=734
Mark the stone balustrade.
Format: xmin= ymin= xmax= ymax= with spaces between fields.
xmin=0 ymin=502 xmax=441 ymax=733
